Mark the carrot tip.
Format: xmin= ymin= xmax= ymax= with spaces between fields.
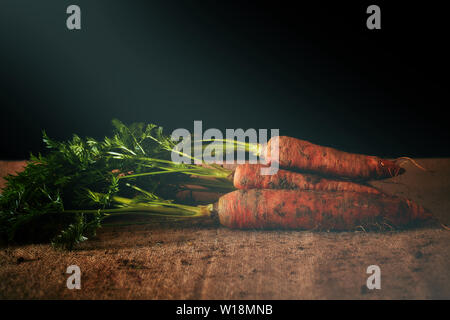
xmin=395 ymin=157 xmax=427 ymax=171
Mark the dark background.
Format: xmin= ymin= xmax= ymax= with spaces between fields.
xmin=0 ymin=1 xmax=448 ymax=159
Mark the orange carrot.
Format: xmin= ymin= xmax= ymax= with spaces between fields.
xmin=216 ymin=189 xmax=432 ymax=230
xmin=263 ymin=136 xmax=404 ymax=180
xmin=234 ymin=163 xmax=381 ymax=194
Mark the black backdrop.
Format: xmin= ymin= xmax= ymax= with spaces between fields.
xmin=1 ymin=1 xmax=448 ymax=159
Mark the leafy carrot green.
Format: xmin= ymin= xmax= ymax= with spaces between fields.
xmin=0 ymin=120 xmax=232 ymax=249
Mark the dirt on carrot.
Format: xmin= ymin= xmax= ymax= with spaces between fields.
xmin=216 ymin=189 xmax=433 ymax=231
xmin=234 ymin=163 xmax=382 ymax=194
xmin=263 ymin=136 xmax=405 ymax=180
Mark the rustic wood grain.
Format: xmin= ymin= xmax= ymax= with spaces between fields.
xmin=0 ymin=159 xmax=449 ymax=299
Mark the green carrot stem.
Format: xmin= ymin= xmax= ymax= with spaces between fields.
xmin=63 ymin=203 xmax=213 ymax=219
xmin=117 ymin=168 xmax=198 ymax=180
xmin=198 ymin=139 xmax=261 ymax=156
xmin=110 ymin=153 xmax=231 ymax=178
xmin=183 ymin=177 xmax=234 ymax=191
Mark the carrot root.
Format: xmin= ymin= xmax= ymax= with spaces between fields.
xmin=217 ymin=189 xmax=432 ymax=230
xmin=263 ymin=136 xmax=405 ymax=180
xmin=234 ymin=163 xmax=382 ymax=194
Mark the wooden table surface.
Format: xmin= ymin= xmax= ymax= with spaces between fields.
xmin=1 ymin=159 xmax=449 ymax=299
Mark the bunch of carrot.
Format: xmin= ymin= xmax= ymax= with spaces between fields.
xmin=55 ymin=135 xmax=435 ymax=247
xmin=211 ymin=136 xmax=433 ymax=231
xmin=1 ymin=135 xmax=433 ymax=234
xmin=1 ymin=122 xmax=436 ymax=251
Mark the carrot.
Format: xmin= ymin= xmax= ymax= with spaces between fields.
xmin=215 ymin=189 xmax=432 ymax=230
xmin=263 ymin=136 xmax=404 ymax=180
xmin=234 ymin=163 xmax=381 ymax=194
